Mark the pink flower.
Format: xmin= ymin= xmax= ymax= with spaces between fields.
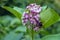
xmin=22 ymin=3 xmax=42 ymax=31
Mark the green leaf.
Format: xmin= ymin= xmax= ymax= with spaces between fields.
xmin=22 ymin=35 xmax=31 ymax=40
xmin=4 ymin=32 xmax=24 ymax=40
xmin=40 ymin=8 xmax=60 ymax=28
xmin=14 ymin=26 xmax=26 ymax=32
xmin=13 ymin=7 xmax=25 ymax=14
xmin=53 ymin=22 xmax=60 ymax=33
xmin=41 ymin=34 xmax=60 ymax=40
xmin=10 ymin=18 xmax=21 ymax=25
xmin=59 ymin=17 xmax=60 ymax=21
xmin=42 ymin=6 xmax=47 ymax=11
xmin=2 ymin=6 xmax=23 ymax=20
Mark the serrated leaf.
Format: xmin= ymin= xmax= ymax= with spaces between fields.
xmin=40 ymin=8 xmax=60 ymax=28
xmin=41 ymin=34 xmax=60 ymax=40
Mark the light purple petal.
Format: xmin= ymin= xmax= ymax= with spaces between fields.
xmin=23 ymin=13 xmax=29 ymax=18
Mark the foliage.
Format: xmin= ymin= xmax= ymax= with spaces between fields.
xmin=0 ymin=0 xmax=60 ymax=40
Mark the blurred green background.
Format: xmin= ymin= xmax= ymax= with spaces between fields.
xmin=0 ymin=0 xmax=60 ymax=40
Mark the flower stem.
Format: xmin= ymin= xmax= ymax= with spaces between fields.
xmin=31 ymin=24 xmax=34 ymax=40
xmin=32 ymin=27 xmax=33 ymax=40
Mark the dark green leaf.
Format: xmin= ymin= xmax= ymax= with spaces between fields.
xmin=2 ymin=6 xmax=23 ymax=20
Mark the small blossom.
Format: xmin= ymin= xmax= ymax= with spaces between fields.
xmin=34 ymin=27 xmax=39 ymax=31
xmin=34 ymin=14 xmax=39 ymax=21
xmin=26 ymin=3 xmax=41 ymax=13
xmin=29 ymin=14 xmax=33 ymax=18
xmin=23 ymin=12 xmax=29 ymax=18
xmin=22 ymin=18 xmax=28 ymax=25
xmin=30 ymin=18 xmax=36 ymax=25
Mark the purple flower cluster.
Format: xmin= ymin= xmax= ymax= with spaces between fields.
xmin=22 ymin=3 xmax=42 ymax=31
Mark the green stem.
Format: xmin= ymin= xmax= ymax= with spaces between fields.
xmin=32 ymin=27 xmax=33 ymax=40
xmin=26 ymin=22 xmax=34 ymax=40
xmin=31 ymin=24 xmax=34 ymax=40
